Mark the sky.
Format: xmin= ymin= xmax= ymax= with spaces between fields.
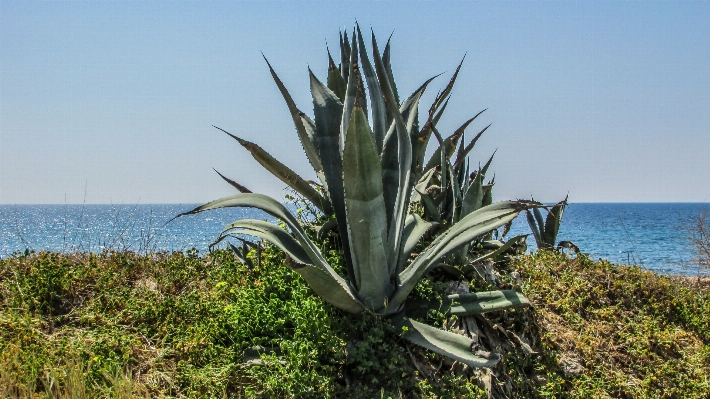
xmin=1 ymin=1 xmax=709 ymax=204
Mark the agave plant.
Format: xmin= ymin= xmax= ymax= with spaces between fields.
xmin=410 ymin=116 xmax=531 ymax=270
xmin=412 ymin=112 xmax=494 ymax=225
xmin=177 ymin=26 xmax=537 ymax=368
xmin=526 ymin=196 xmax=568 ymax=250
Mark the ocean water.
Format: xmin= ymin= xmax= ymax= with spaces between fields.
xmin=506 ymin=203 xmax=707 ymax=275
xmin=1 ymin=203 xmax=706 ymax=275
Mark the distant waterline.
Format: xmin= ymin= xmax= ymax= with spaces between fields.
xmin=1 ymin=203 xmax=706 ymax=276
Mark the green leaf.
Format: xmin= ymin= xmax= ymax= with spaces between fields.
xmin=447 ymin=158 xmax=461 ymax=224
xmin=399 ymin=214 xmax=436 ymax=273
xmin=219 ymin=226 xmax=366 ymax=314
xmin=470 ymin=234 xmax=528 ymax=263
xmin=526 ymin=210 xmax=543 ymax=247
xmin=343 ymin=105 xmax=392 ymax=307
xmin=482 ymin=183 xmax=493 ymax=207
xmin=543 ymin=196 xmax=568 ymax=248
xmin=372 ymin=33 xmax=413 ymax=267
xmin=293 ymin=264 xmax=365 ymax=314
xmin=453 ymin=117 xmax=489 ymax=171
xmin=217 ymin=219 xmax=312 ymax=265
xmin=431 ymin=96 xmax=450 ymax=128
xmin=424 ymin=124 xmax=466 ymax=172
xmin=357 ymin=24 xmax=387 ymax=154
xmin=392 ymin=313 xmax=500 ymax=368
xmin=460 ymin=170 xmax=484 ymax=219
xmin=327 ymin=49 xmax=347 ymax=102
xmin=262 ymin=56 xmax=324 ymax=176
xmin=381 ymin=77 xmax=436 ymax=229
xmin=403 ymin=202 xmax=520 ymax=297
xmin=342 ymin=29 xmax=367 ymax=141
xmin=381 ymin=33 xmax=399 ymax=106
xmin=430 ymin=127 xmax=448 ymax=200
xmin=417 ymin=189 xmax=443 ymax=224
xmin=412 ymin=290 xmax=530 ymax=317
xmin=401 ymin=77 xmax=439 ymax=180
xmin=532 ymin=207 xmax=546 ymax=246
xmin=316 ymin=218 xmax=338 ymax=241
xmin=309 ymin=70 xmax=355 ymax=281
xmin=300 ymin=113 xmax=328 ymax=189
xmin=340 ymin=30 xmax=351 ymax=82
xmin=410 ymin=167 xmax=436 ymax=204
xmin=175 ymin=194 xmax=323 ymax=270
xmin=430 ymin=56 xmax=465 ymax=117
xmin=215 ymin=126 xmax=332 ymax=215
xmin=481 ymin=150 xmax=496 ymax=177
xmin=227 ymin=241 xmax=252 ymax=268
xmin=454 ymin=131 xmax=467 ymax=189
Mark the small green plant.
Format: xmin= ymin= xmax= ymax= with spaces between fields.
xmin=526 ymin=196 xmax=570 ymax=250
xmin=178 ymin=26 xmax=538 ymax=368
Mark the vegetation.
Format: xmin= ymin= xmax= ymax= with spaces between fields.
xmin=525 ymin=197 xmax=571 ymax=251
xmin=179 ymin=25 xmax=538 ymax=369
xmin=1 ymin=249 xmax=708 ymax=398
xmin=4 ymin=24 xmax=706 ymax=399
xmin=683 ymin=208 xmax=710 ymax=276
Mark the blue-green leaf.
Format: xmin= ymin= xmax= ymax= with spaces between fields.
xmin=217 ymin=219 xmax=312 ymax=265
xmin=526 ymin=210 xmax=543 ymax=247
xmin=398 ymin=214 xmax=436 ymax=273
xmin=357 ymin=24 xmax=387 ymax=154
xmin=414 ymin=290 xmax=530 ymax=316
xmin=392 ymin=313 xmax=500 ymax=368
xmin=327 ymin=49 xmax=347 ymax=102
xmin=309 ymin=70 xmax=354 ymax=280
xmin=343 ymin=105 xmax=392 ymax=307
xmin=470 ymin=234 xmax=528 ymax=263
xmin=543 ymin=196 xmax=568 ymax=248
xmin=215 ymin=126 xmax=332 ymax=214
xmin=263 ymin=56 xmax=324 ymax=176
xmin=460 ymin=170 xmax=484 ymax=219
xmin=372 ymin=33 xmax=413 ymax=267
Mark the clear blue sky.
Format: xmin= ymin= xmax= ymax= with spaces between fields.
xmin=1 ymin=1 xmax=709 ymax=204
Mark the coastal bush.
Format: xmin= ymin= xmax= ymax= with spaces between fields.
xmin=517 ymin=250 xmax=710 ymax=398
xmin=2 ymin=250 xmax=709 ymax=397
xmin=0 ymin=249 xmax=488 ymax=397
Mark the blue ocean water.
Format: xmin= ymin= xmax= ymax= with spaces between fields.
xmin=1 ymin=203 xmax=706 ymax=275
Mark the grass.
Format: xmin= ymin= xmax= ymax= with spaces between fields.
xmin=0 ymin=248 xmax=708 ymax=398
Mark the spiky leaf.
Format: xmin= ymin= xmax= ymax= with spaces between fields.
xmin=343 ymin=105 xmax=392 ymax=305
xmin=392 ymin=313 xmax=500 ymax=368
xmin=411 ymin=290 xmax=530 ymax=317
xmin=263 ymin=57 xmax=324 ymax=175
xmin=213 ymin=168 xmax=252 ymax=193
xmin=309 ymin=71 xmax=355 ymax=280
xmin=216 ymin=127 xmax=332 ymax=214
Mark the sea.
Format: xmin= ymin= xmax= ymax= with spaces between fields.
xmin=1 ymin=203 xmax=707 ymax=276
